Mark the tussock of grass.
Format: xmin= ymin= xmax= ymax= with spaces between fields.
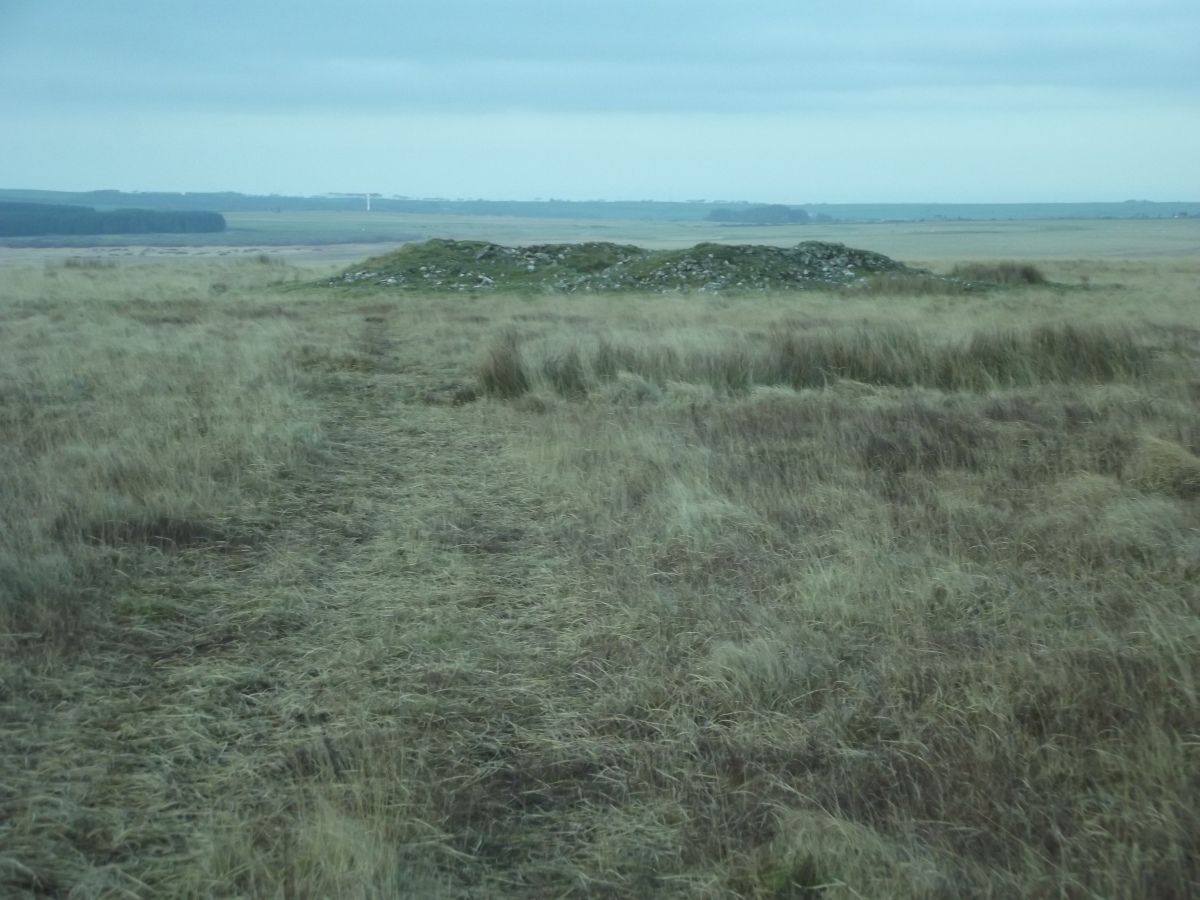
xmin=478 ymin=329 xmax=531 ymax=397
xmin=1128 ymin=434 xmax=1200 ymax=498
xmin=483 ymin=322 xmax=1153 ymax=398
xmin=771 ymin=326 xmax=932 ymax=388
xmin=950 ymin=260 xmax=1049 ymax=285
xmin=961 ymin=323 xmax=1152 ymax=386
xmin=540 ymin=346 xmax=590 ymax=398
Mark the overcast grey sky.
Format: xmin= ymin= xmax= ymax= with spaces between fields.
xmin=1 ymin=0 xmax=1197 ymax=202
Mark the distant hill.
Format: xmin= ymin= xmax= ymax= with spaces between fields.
xmin=0 ymin=190 xmax=1198 ymax=223
xmin=0 ymin=201 xmax=225 ymax=236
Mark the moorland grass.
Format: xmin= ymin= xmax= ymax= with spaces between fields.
xmin=950 ymin=260 xmax=1049 ymax=285
xmin=2 ymin=256 xmax=1198 ymax=898
xmin=484 ymin=320 xmax=1153 ymax=398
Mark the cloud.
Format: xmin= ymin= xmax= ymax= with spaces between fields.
xmin=2 ymin=1 xmax=1196 ymax=200
xmin=1 ymin=0 xmax=1197 ymax=116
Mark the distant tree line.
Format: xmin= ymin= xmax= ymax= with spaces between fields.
xmin=706 ymin=204 xmax=811 ymax=225
xmin=0 ymin=202 xmax=226 ymax=237
xmin=5 ymin=190 xmax=1197 ymax=224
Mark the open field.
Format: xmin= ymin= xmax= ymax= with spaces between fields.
xmin=2 ymin=238 xmax=1198 ymax=897
xmin=1 ymin=213 xmax=1199 ymax=266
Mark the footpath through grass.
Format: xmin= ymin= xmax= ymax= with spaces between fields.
xmin=2 ymin=257 xmax=1198 ymax=898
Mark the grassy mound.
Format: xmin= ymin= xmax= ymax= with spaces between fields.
xmin=333 ymin=239 xmax=928 ymax=293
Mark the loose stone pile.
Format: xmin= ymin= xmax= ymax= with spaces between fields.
xmin=332 ymin=239 xmax=925 ymax=293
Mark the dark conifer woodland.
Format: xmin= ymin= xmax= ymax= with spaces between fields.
xmin=0 ymin=201 xmax=225 ymax=236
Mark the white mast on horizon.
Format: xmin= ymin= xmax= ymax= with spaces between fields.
xmin=328 ymin=193 xmax=381 ymax=211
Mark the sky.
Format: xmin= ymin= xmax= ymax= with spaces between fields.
xmin=1 ymin=0 xmax=1197 ymax=203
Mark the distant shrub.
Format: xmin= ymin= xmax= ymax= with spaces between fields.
xmin=706 ymin=204 xmax=811 ymax=224
xmin=949 ymin=261 xmax=1048 ymax=285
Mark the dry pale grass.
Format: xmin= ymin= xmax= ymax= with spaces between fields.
xmin=2 ymin=256 xmax=1198 ymax=898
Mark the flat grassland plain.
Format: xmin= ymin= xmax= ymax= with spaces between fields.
xmin=2 ymin=218 xmax=1199 ymax=897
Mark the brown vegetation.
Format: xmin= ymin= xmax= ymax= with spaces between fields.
xmin=2 ymin=255 xmax=1198 ymax=898
xmin=949 ymin=260 xmax=1049 ymax=285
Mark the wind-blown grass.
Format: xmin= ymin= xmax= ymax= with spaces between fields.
xmin=3 ymin=257 xmax=1198 ymax=898
xmin=483 ymin=321 xmax=1153 ymax=399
